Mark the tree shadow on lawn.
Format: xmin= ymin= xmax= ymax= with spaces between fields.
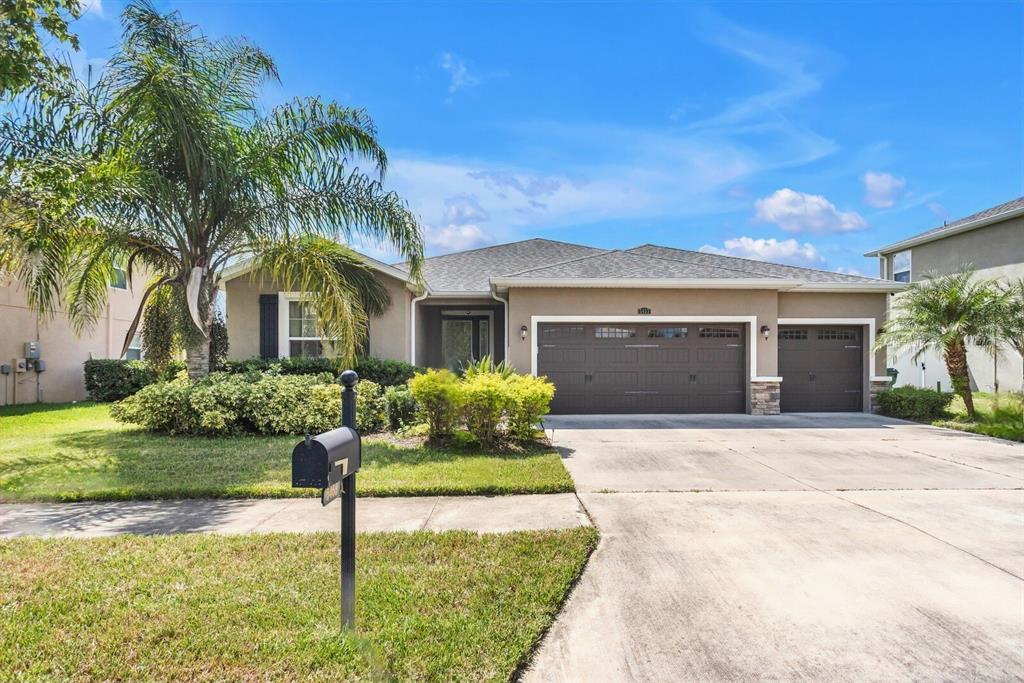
xmin=26 ymin=430 xmax=549 ymax=502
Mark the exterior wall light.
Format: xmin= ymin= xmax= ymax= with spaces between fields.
xmin=760 ymin=325 xmax=771 ymax=340
xmin=520 ymin=324 xmax=529 ymax=340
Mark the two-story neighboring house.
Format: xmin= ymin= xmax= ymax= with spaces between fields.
xmin=866 ymin=196 xmax=1024 ymax=392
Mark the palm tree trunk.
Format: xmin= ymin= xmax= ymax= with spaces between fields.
xmin=944 ymin=339 xmax=976 ymax=420
xmin=185 ymin=334 xmax=211 ymax=379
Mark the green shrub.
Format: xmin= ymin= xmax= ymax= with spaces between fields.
xmin=408 ymin=369 xmax=463 ymax=439
xmin=506 ymin=374 xmax=556 ymax=442
xmin=83 ymin=359 xmax=156 ymax=401
xmin=876 ymin=386 xmax=954 ymax=421
xmin=461 ymin=373 xmax=512 ymax=446
xmin=222 ymin=356 xmax=420 ymax=386
xmin=383 ymin=384 xmax=419 ymax=430
xmin=111 ymin=373 xmax=386 ymax=436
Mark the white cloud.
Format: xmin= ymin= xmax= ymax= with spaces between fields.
xmin=423 ymin=223 xmax=490 ymax=252
xmin=81 ymin=0 xmax=104 ymax=18
xmin=862 ymin=171 xmax=906 ymax=208
xmin=927 ymin=202 xmax=949 ymax=221
xmin=439 ymin=52 xmax=480 ymax=95
xmin=754 ymin=188 xmax=867 ymax=234
xmin=699 ymin=236 xmax=825 ymax=267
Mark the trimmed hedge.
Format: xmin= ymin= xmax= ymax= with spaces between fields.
xmin=83 ymin=359 xmax=185 ymax=402
xmin=408 ymin=368 xmax=555 ymax=444
xmin=875 ymin=386 xmax=954 ymax=421
xmin=223 ymin=356 xmax=420 ymax=387
xmin=111 ymin=372 xmax=385 ymax=435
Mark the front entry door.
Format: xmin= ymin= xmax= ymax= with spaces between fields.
xmin=441 ymin=315 xmax=492 ymax=370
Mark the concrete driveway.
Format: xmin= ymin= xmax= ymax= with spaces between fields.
xmin=525 ymin=414 xmax=1024 ymax=682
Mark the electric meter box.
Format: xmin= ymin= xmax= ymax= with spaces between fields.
xmin=24 ymin=341 xmax=40 ymax=359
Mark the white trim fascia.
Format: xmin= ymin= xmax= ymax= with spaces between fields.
xmin=419 ymin=290 xmax=492 ymax=298
xmin=777 ymin=317 xmax=880 ymax=378
xmin=865 ymin=204 xmax=1024 ymax=256
xmin=529 ymin=315 xmax=759 ymax=379
xmin=221 ymin=253 xmax=414 ymax=284
xmin=495 ymin=278 xmax=799 ymax=290
xmin=491 ymin=277 xmax=903 ymax=293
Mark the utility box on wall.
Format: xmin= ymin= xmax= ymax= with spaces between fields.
xmin=24 ymin=341 xmax=40 ymax=359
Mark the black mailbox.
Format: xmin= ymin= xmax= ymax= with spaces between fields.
xmin=292 ymin=426 xmax=361 ymax=489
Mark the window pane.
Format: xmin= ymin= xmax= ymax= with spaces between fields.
xmin=894 ymin=271 xmax=910 ymax=283
xmin=478 ymin=319 xmax=490 ymax=358
xmin=124 ymin=348 xmax=141 ymax=360
xmin=648 ymin=327 xmax=686 ymax=338
xmin=893 ymin=250 xmax=911 ymax=282
xmin=595 ymin=326 xmax=636 ymax=338
xmin=290 ymin=340 xmax=322 ymax=358
xmin=699 ymin=327 xmax=740 ymax=338
xmin=289 ymin=319 xmax=304 ymax=337
xmin=110 ymin=267 xmax=127 ymax=290
xmin=442 ymin=320 xmax=473 ymax=370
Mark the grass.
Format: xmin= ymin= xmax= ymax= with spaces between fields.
xmin=934 ymin=391 xmax=1024 ymax=442
xmin=0 ymin=528 xmax=598 ymax=681
xmin=0 ymin=402 xmax=574 ymax=502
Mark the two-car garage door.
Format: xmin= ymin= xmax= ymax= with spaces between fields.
xmin=537 ymin=322 xmax=746 ymax=414
xmin=537 ymin=321 xmax=866 ymax=415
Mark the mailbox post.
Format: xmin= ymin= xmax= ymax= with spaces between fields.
xmin=290 ymin=369 xmax=361 ymax=632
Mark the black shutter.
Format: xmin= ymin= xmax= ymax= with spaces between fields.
xmin=259 ymin=294 xmax=278 ymax=359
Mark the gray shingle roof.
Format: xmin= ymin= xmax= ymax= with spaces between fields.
xmin=400 ymin=237 xmax=887 ymax=292
xmin=401 ymin=238 xmax=605 ymax=292
xmin=869 ymin=196 xmax=1024 ymax=255
xmin=627 ymin=245 xmax=881 ymax=283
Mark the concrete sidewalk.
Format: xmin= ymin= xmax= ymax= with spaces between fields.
xmin=0 ymin=493 xmax=590 ymax=538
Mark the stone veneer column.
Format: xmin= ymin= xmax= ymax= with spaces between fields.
xmin=869 ymin=378 xmax=892 ymax=413
xmin=750 ymin=379 xmax=781 ymax=415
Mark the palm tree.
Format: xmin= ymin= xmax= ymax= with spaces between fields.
xmin=877 ymin=270 xmax=1005 ymax=420
xmin=995 ymin=278 xmax=1024 ymax=415
xmin=0 ymin=0 xmax=422 ymax=377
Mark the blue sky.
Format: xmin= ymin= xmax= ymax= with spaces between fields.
xmin=71 ymin=1 xmax=1022 ymax=274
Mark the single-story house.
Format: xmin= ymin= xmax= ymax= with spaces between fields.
xmin=223 ymin=240 xmax=904 ymax=415
xmin=866 ymin=196 xmax=1024 ymax=392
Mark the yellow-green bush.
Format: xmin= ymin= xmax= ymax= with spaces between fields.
xmin=462 ymin=373 xmax=512 ymax=446
xmin=408 ymin=369 xmax=463 ymax=438
xmin=506 ymin=374 xmax=556 ymax=442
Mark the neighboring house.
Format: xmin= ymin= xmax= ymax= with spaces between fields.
xmin=224 ymin=239 xmax=903 ymax=415
xmin=0 ymin=265 xmax=150 ymax=405
xmin=866 ymin=197 xmax=1024 ymax=392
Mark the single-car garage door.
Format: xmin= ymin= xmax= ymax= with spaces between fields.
xmin=779 ymin=325 xmax=864 ymax=412
xmin=537 ymin=323 xmax=746 ymax=414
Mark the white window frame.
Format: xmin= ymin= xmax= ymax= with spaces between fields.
xmin=123 ymin=332 xmax=143 ymax=360
xmin=110 ymin=261 xmax=128 ymax=290
xmin=892 ymin=250 xmax=911 ymax=283
xmin=277 ymin=292 xmax=323 ymax=359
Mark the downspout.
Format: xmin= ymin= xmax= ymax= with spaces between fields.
xmin=490 ymin=287 xmax=510 ymax=363
xmin=410 ymin=290 xmax=429 ymax=365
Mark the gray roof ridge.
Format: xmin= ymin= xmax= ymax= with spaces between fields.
xmin=391 ymin=236 xmax=602 ymax=268
xmin=627 ymin=244 xmax=790 ymax=279
xmin=501 ymin=248 xmax=620 ymax=277
xmin=630 ymin=243 xmax=880 ymax=282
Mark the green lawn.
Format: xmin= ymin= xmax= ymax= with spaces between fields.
xmin=0 ymin=528 xmax=597 ymax=681
xmin=0 ymin=403 xmax=574 ymax=502
xmin=934 ymin=391 xmax=1023 ymax=442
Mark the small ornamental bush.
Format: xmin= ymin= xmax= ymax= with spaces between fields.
xmin=83 ymin=358 xmax=184 ymax=401
xmin=383 ymin=384 xmax=418 ymax=430
xmin=408 ymin=369 xmax=463 ymax=438
xmin=111 ymin=373 xmax=385 ymax=435
xmin=462 ymin=373 xmax=512 ymax=446
xmin=875 ymin=386 xmax=954 ymax=422
xmin=506 ymin=374 xmax=556 ymax=442
xmin=222 ymin=356 xmax=420 ymax=386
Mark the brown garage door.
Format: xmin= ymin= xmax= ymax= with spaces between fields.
xmin=537 ymin=323 xmax=746 ymax=414
xmin=779 ymin=325 xmax=864 ymax=412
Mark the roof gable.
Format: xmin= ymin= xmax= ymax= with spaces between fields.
xmin=867 ymin=196 xmax=1024 ymax=256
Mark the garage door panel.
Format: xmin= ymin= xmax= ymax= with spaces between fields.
xmin=780 ymin=325 xmax=863 ymax=413
xmin=537 ymin=322 xmax=746 ymax=415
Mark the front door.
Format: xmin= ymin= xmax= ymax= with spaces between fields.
xmin=441 ymin=315 xmax=492 ymax=370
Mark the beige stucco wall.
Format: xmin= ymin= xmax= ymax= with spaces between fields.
xmin=882 ymin=216 xmax=1024 ymax=280
xmin=0 ymin=273 xmax=150 ymax=405
xmin=880 ymin=216 xmax=1024 ymax=392
xmin=224 ymin=270 xmax=412 ymax=363
xmin=506 ymin=287 xmax=780 ymax=377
